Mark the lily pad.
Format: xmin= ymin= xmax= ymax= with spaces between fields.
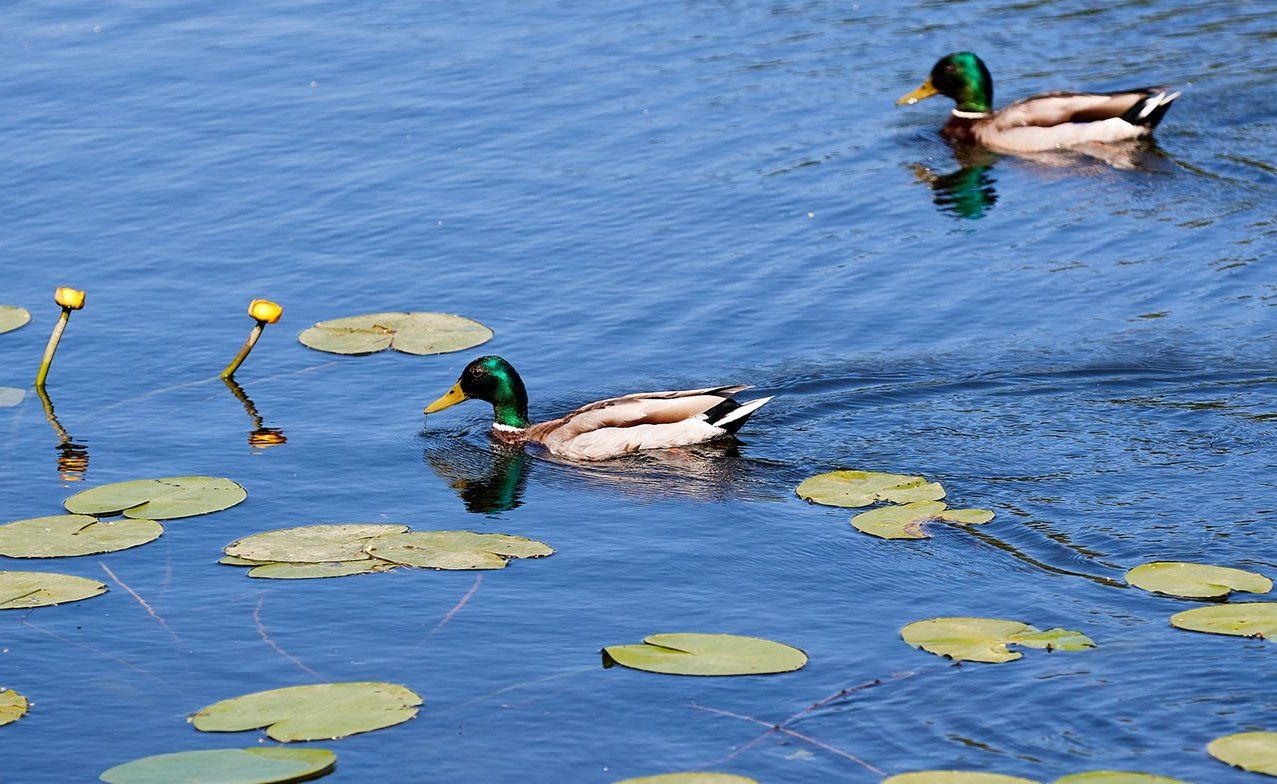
xmin=796 ymin=470 xmax=945 ymax=508
xmin=297 ymin=312 xmax=493 ymax=356
xmin=220 ymin=555 xmax=266 ymax=566
xmin=851 ymin=500 xmax=995 ymax=539
xmin=65 ymin=476 xmax=247 ymax=520
xmin=603 ymin=633 xmax=807 ymax=676
xmin=901 ymin=617 xmax=1096 ymax=663
xmin=364 ymin=530 xmax=553 ymax=570
xmin=246 ymin=561 xmax=398 ymax=580
xmin=100 ymin=748 xmax=336 ymax=784
xmin=0 ymin=689 xmax=28 ymax=726
xmin=192 ymin=682 xmax=422 ymax=742
xmin=0 ymin=387 xmax=24 ymax=408
xmin=614 ymin=776 xmax=759 ymax=784
xmin=225 ymin=524 xmax=408 ymax=564
xmin=1171 ymin=603 xmax=1277 ymax=640
xmin=1126 ymin=561 xmax=1272 ymax=599
xmin=1055 ymin=773 xmax=1191 ymax=783
xmin=0 ymin=570 xmax=106 ymax=609
xmin=1209 ymin=731 xmax=1277 ymax=776
xmin=0 ymin=306 xmax=30 ymax=335
xmin=0 ymin=515 xmax=163 ymax=558
xmin=883 ymin=774 xmax=1039 ymax=784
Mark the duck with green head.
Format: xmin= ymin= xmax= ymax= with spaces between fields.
xmin=898 ymin=52 xmax=1179 ymax=153
xmin=424 ymin=356 xmax=774 ymax=462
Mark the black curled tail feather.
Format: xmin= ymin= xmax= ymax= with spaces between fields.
xmin=1120 ymin=88 xmax=1180 ymax=129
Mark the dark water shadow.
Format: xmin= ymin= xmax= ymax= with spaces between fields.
xmin=222 ymin=377 xmax=287 ymax=449
xmin=35 ymin=385 xmax=89 ymax=482
xmin=422 ymin=430 xmax=788 ymax=513
xmin=911 ymin=140 xmax=1174 ymax=220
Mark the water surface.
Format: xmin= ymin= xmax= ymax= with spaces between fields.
xmin=1 ymin=1 xmax=1275 ymax=781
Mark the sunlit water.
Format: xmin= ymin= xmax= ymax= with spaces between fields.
xmin=1 ymin=0 xmax=1275 ymax=781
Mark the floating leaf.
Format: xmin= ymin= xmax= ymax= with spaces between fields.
xmin=0 ymin=689 xmax=28 ymax=726
xmin=851 ymin=501 xmax=995 ymax=539
xmin=603 ymin=633 xmax=807 ymax=676
xmin=100 ymin=748 xmax=336 ymax=784
xmin=0 ymin=515 xmax=163 ymax=558
xmin=1126 ymin=561 xmax=1272 ymax=599
xmin=65 ymin=476 xmax=246 ymax=520
xmin=364 ymin=530 xmax=553 ymax=570
xmin=0 ymin=387 xmax=24 ymax=408
xmin=0 ymin=306 xmax=30 ymax=335
xmin=1055 ymin=773 xmax=1191 ymax=783
xmin=901 ymin=617 xmax=1096 ymax=663
xmin=1171 ymin=603 xmax=1277 ymax=640
xmin=246 ymin=561 xmax=397 ymax=580
xmin=220 ymin=555 xmax=265 ymax=566
xmin=614 ymin=775 xmax=759 ymax=784
xmin=192 ymin=682 xmax=422 ymax=742
xmin=884 ymin=774 xmax=1039 ymax=784
xmin=796 ymin=470 xmax=945 ymax=508
xmin=225 ymin=524 xmax=408 ymax=564
xmin=883 ymin=774 xmax=1039 ymax=784
xmin=1209 ymin=731 xmax=1277 ymax=776
xmin=298 ymin=312 xmax=493 ymax=356
xmin=0 ymin=570 xmax=106 ymax=609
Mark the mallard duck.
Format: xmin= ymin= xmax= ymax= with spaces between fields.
xmin=424 ymin=356 xmax=774 ymax=461
xmin=897 ymin=52 xmax=1179 ymax=153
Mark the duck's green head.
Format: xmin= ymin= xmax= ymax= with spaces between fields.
xmin=424 ymin=355 xmax=530 ymax=428
xmin=897 ymin=52 xmax=993 ymax=115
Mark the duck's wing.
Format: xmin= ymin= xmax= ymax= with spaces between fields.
xmin=528 ymin=385 xmax=769 ymax=461
xmin=980 ymin=88 xmax=1179 ymax=152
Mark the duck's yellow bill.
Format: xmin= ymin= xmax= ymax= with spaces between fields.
xmin=897 ymin=77 xmax=939 ymax=106
xmin=425 ymin=383 xmax=467 ymax=414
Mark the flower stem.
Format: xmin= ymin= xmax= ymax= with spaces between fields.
xmin=35 ymin=308 xmax=71 ymax=387
xmin=220 ymin=321 xmax=265 ymax=380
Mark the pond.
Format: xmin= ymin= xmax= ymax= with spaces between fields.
xmin=1 ymin=0 xmax=1275 ymax=782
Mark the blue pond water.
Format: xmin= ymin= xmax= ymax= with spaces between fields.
xmin=2 ymin=0 xmax=1276 ymax=781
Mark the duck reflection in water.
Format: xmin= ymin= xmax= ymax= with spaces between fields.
xmin=222 ymin=377 xmax=287 ymax=449
xmin=425 ymin=433 xmax=780 ymax=514
xmin=425 ymin=440 xmax=532 ymax=514
xmin=912 ymin=140 xmax=1170 ymax=220
xmin=35 ymin=386 xmax=89 ymax=482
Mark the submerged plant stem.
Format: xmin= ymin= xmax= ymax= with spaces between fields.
xmin=253 ymin=594 xmax=322 ymax=678
xmin=34 ymin=308 xmax=71 ymax=387
xmin=220 ymin=321 xmax=265 ymax=380
xmin=689 ymin=701 xmax=883 ymax=774
xmin=100 ymin=562 xmax=185 ymax=650
xmin=423 ymin=574 xmax=483 ymax=643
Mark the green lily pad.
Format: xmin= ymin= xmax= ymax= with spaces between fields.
xmin=100 ymin=748 xmax=336 ymax=784
xmin=0 ymin=515 xmax=163 ymax=558
xmin=603 ymin=633 xmax=808 ymax=676
xmin=796 ymin=470 xmax=945 ymax=508
xmin=192 ymin=682 xmax=422 ymax=742
xmin=1126 ymin=561 xmax=1272 ymax=599
xmin=1171 ymin=603 xmax=1277 ymax=640
xmin=901 ymin=617 xmax=1096 ymax=663
xmin=0 ymin=306 xmax=30 ymax=335
xmin=883 ymin=774 xmax=1039 ymax=784
xmin=246 ymin=560 xmax=398 ymax=580
xmin=220 ymin=555 xmax=265 ymax=566
xmin=0 ymin=689 xmax=28 ymax=726
xmin=1055 ymin=773 xmax=1191 ymax=783
xmin=1210 ymin=731 xmax=1277 ymax=776
xmin=851 ymin=500 xmax=995 ymax=539
xmin=298 ymin=312 xmax=493 ymax=356
xmin=0 ymin=387 xmax=24 ymax=408
xmin=65 ymin=476 xmax=247 ymax=520
xmin=364 ymin=530 xmax=553 ymax=570
xmin=225 ymin=524 xmax=408 ymax=564
xmin=614 ymin=775 xmax=759 ymax=784
xmin=0 ymin=570 xmax=107 ymax=609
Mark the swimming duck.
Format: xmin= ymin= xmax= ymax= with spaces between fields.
xmin=424 ymin=356 xmax=774 ymax=461
xmin=897 ymin=52 xmax=1179 ymax=153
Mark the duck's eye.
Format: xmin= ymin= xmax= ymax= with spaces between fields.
xmin=944 ymin=64 xmax=955 ymax=73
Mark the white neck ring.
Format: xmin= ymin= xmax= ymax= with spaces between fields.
xmin=951 ymin=109 xmax=990 ymax=119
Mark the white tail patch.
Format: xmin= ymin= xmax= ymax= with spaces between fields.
xmin=713 ymin=396 xmax=774 ymax=428
xmin=1138 ymin=92 xmax=1165 ymax=119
